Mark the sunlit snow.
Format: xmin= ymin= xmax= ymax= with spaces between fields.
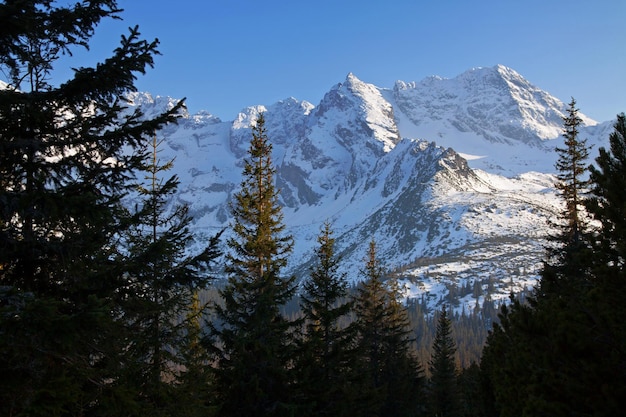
xmin=118 ymin=65 xmax=612 ymax=313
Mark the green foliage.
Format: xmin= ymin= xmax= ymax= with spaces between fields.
xmin=480 ymin=298 xmax=539 ymax=417
xmin=457 ymin=362 xmax=485 ymax=417
xmin=554 ymin=98 xmax=591 ymax=242
xmin=295 ymin=222 xmax=358 ymax=417
xmin=428 ymin=307 xmax=460 ymax=417
xmin=209 ymin=113 xmax=298 ymax=417
xmin=353 ymin=240 xmax=424 ymax=417
xmin=113 ymin=135 xmax=221 ymax=415
xmin=0 ymin=292 xmax=115 ymax=416
xmin=176 ymin=292 xmax=218 ymax=417
xmin=584 ymin=112 xmax=626 ymax=412
xmin=480 ymin=110 xmax=626 ymax=417
xmin=0 ymin=2 xmax=190 ymax=415
xmin=587 ymin=113 xmax=626 ymax=271
xmin=539 ymin=97 xmax=594 ymax=299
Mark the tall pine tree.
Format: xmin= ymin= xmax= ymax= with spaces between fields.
xmin=296 ymin=222 xmax=358 ymax=417
xmin=554 ymin=98 xmax=591 ymax=241
xmin=428 ymin=307 xmax=460 ymax=417
xmin=0 ymin=2 xmax=183 ymax=415
xmin=353 ymin=240 xmax=423 ymax=417
xmin=523 ymin=98 xmax=597 ymax=415
xmin=587 ymin=113 xmax=626 ymax=275
xmin=583 ymin=112 xmax=626 ymax=414
xmin=479 ymin=104 xmax=619 ymax=417
xmin=539 ymin=97 xmax=593 ymax=299
xmin=114 ymin=134 xmax=221 ymax=416
xmin=209 ymin=113 xmax=297 ymax=417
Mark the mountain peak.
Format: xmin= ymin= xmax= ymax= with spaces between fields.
xmin=342 ymin=72 xmax=373 ymax=95
xmin=391 ymin=64 xmax=593 ymax=152
xmin=312 ymin=72 xmax=400 ymax=155
xmin=494 ymin=63 xmax=521 ymax=77
xmin=118 ymin=65 xmax=611 ymax=313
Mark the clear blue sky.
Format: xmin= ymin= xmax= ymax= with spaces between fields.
xmin=56 ymin=0 xmax=625 ymax=122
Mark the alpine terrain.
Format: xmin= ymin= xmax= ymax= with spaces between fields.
xmin=124 ymin=65 xmax=615 ymax=313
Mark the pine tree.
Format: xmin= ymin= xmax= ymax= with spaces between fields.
xmin=353 ymin=240 xmax=423 ymax=417
xmin=583 ymin=112 xmax=626 ymax=414
xmin=555 ymin=98 xmax=591 ymax=244
xmin=539 ymin=97 xmax=593 ymax=298
xmin=0 ymin=2 xmax=183 ymax=415
xmin=296 ymin=222 xmax=357 ymax=417
xmin=587 ymin=113 xmax=626 ymax=273
xmin=523 ymin=99 xmax=597 ymax=416
xmin=209 ymin=113 xmax=297 ymax=417
xmin=479 ymin=298 xmax=537 ymax=417
xmin=114 ymin=134 xmax=221 ymax=415
xmin=428 ymin=307 xmax=460 ymax=417
xmin=478 ymin=108 xmax=620 ymax=417
xmin=176 ymin=291 xmax=217 ymax=417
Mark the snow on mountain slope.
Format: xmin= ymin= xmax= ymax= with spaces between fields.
xmin=285 ymin=72 xmax=401 ymax=196
xmin=387 ymin=65 xmax=599 ymax=176
xmin=393 ymin=65 xmax=596 ymax=140
xmin=400 ymin=169 xmax=560 ymax=312
xmin=107 ymin=66 xmax=616 ymax=312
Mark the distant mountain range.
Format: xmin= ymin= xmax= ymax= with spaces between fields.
xmin=53 ymin=65 xmax=626 ymax=312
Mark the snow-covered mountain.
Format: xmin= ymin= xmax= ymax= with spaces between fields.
xmin=127 ymin=65 xmax=615 ymax=312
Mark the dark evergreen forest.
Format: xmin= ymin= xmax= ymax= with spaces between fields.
xmin=1 ymin=2 xmax=624 ymax=416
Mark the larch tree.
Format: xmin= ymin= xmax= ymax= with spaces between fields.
xmin=0 ymin=1 xmax=184 ymax=415
xmin=209 ymin=113 xmax=298 ymax=417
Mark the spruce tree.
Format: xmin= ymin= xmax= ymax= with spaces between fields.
xmin=539 ymin=97 xmax=593 ymax=298
xmin=587 ymin=113 xmax=626 ymax=273
xmin=479 ymin=298 xmax=538 ymax=417
xmin=555 ymin=98 xmax=591 ymax=243
xmin=479 ymin=107 xmax=618 ymax=417
xmin=176 ymin=291 xmax=217 ymax=417
xmin=353 ymin=240 xmax=423 ymax=417
xmin=583 ymin=112 xmax=626 ymax=414
xmin=209 ymin=113 xmax=297 ymax=417
xmin=0 ymin=2 xmax=183 ymax=415
xmin=428 ymin=307 xmax=460 ymax=417
xmin=296 ymin=222 xmax=357 ymax=417
xmin=114 ymin=134 xmax=221 ymax=415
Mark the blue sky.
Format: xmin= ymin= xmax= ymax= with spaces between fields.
xmin=56 ymin=0 xmax=624 ymax=122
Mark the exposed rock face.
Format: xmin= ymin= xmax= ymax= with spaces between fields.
xmin=119 ymin=65 xmax=612 ymax=311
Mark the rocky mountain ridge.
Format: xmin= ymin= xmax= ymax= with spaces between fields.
xmin=91 ymin=65 xmax=619 ymax=311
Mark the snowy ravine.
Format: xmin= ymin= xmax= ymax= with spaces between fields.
xmin=126 ymin=65 xmax=616 ymax=314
